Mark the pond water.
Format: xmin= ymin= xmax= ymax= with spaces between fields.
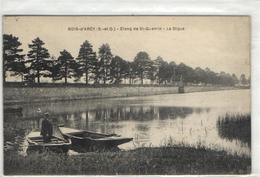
xmin=4 ymin=89 xmax=251 ymax=156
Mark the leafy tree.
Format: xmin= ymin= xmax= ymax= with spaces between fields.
xmin=168 ymin=61 xmax=177 ymax=84
xmin=98 ymin=44 xmax=113 ymax=84
xmin=133 ymin=51 xmax=152 ymax=85
xmin=231 ymin=73 xmax=239 ymax=85
xmin=56 ymin=50 xmax=75 ymax=84
xmin=240 ymin=74 xmax=247 ymax=85
xmin=218 ymin=72 xmax=233 ymax=86
xmin=27 ymin=37 xmax=50 ymax=83
xmin=127 ymin=61 xmax=137 ymax=85
xmin=3 ymin=34 xmax=25 ymax=82
xmin=47 ymin=56 xmax=61 ymax=82
xmin=76 ymin=40 xmax=97 ymax=84
xmin=147 ymin=60 xmax=157 ymax=84
xmin=121 ymin=60 xmax=131 ymax=83
xmin=176 ymin=63 xmax=196 ymax=83
xmin=204 ymin=67 xmax=217 ymax=85
xmin=110 ymin=56 xmax=128 ymax=84
xmin=194 ymin=67 xmax=207 ymax=84
xmin=153 ymin=56 xmax=170 ymax=84
xmin=247 ymin=75 xmax=251 ymax=86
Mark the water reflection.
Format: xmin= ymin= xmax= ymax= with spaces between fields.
xmin=4 ymin=90 xmax=251 ymax=157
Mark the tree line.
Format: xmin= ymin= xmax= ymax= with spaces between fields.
xmin=3 ymin=34 xmax=250 ymax=86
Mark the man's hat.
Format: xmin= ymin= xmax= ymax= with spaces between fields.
xmin=44 ymin=112 xmax=49 ymax=116
xmin=37 ymin=108 xmax=42 ymax=113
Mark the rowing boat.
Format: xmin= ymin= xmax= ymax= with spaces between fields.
xmin=26 ymin=131 xmax=71 ymax=153
xmin=59 ymin=127 xmax=133 ymax=151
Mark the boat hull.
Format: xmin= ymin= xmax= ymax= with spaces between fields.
xmin=65 ymin=135 xmax=132 ymax=150
xmin=60 ymin=127 xmax=133 ymax=152
xmin=27 ymin=143 xmax=70 ymax=153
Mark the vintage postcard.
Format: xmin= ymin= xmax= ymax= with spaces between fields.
xmin=3 ymin=16 xmax=251 ymax=175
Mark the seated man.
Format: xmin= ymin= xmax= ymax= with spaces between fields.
xmin=40 ymin=112 xmax=53 ymax=143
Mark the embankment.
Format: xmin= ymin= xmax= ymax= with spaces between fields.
xmin=4 ymin=86 xmax=238 ymax=104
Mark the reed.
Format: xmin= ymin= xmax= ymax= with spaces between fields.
xmin=217 ymin=113 xmax=251 ymax=146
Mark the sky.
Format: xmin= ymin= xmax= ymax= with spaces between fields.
xmin=3 ymin=16 xmax=250 ymax=77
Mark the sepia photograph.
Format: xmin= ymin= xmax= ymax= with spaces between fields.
xmin=3 ymin=16 xmax=251 ymax=175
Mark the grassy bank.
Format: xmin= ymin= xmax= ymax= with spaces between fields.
xmin=4 ymin=145 xmax=251 ymax=175
xmin=4 ymin=85 xmax=238 ymax=104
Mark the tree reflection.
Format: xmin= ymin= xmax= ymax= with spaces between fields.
xmin=77 ymin=106 xmax=203 ymax=122
xmin=4 ymin=105 xmax=209 ymax=139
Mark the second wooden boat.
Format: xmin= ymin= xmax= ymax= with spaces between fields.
xmin=59 ymin=127 xmax=133 ymax=151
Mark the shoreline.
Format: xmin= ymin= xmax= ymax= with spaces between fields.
xmin=4 ymin=145 xmax=251 ymax=175
xmin=4 ymin=86 xmax=246 ymax=105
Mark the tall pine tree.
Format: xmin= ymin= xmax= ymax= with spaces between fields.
xmin=110 ymin=56 xmax=128 ymax=84
xmin=57 ymin=50 xmax=75 ymax=84
xmin=47 ymin=56 xmax=61 ymax=82
xmin=3 ymin=34 xmax=25 ymax=83
xmin=27 ymin=37 xmax=50 ymax=83
xmin=98 ymin=44 xmax=113 ymax=84
xmin=76 ymin=40 xmax=96 ymax=84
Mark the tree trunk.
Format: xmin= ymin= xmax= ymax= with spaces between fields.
xmin=86 ymin=110 xmax=89 ymax=129
xmin=36 ymin=50 xmax=40 ymax=84
xmin=104 ymin=69 xmax=106 ymax=84
xmin=37 ymin=70 xmax=40 ymax=83
xmin=86 ymin=70 xmax=88 ymax=85
xmin=141 ymin=72 xmax=143 ymax=85
xmin=85 ymin=57 xmax=88 ymax=85
xmin=65 ymin=64 xmax=68 ymax=84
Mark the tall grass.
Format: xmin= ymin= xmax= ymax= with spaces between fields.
xmin=217 ymin=113 xmax=251 ymax=146
xmin=4 ymin=144 xmax=251 ymax=175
